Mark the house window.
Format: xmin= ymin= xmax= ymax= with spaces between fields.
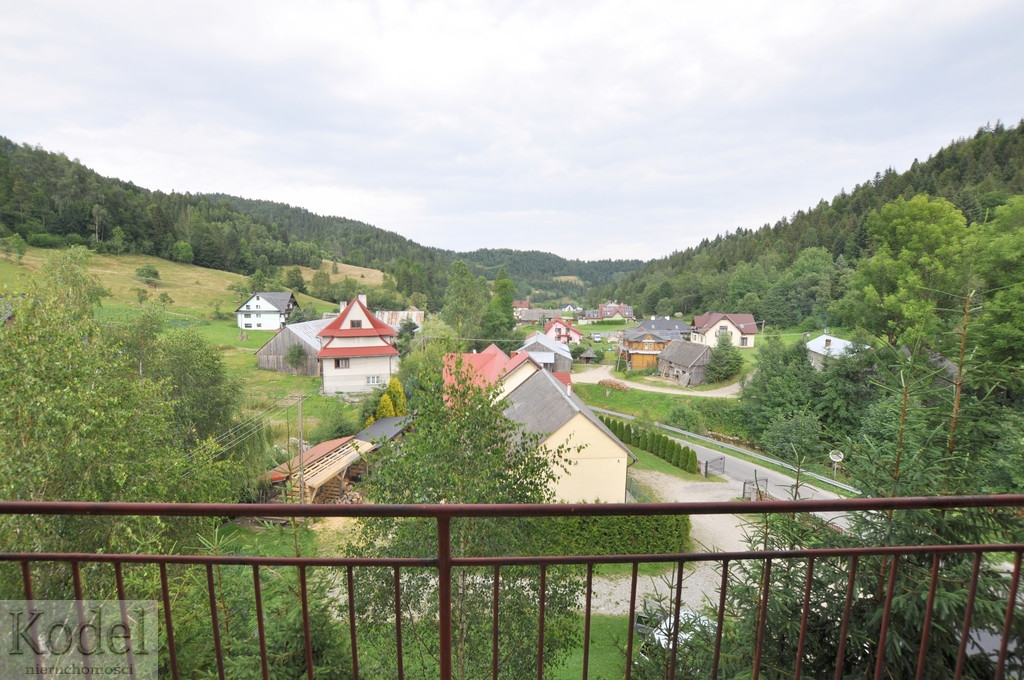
xmin=366 ymin=375 xmax=382 ymax=386
xmin=244 ymin=323 xmax=252 ymax=329
xmin=644 ymin=341 xmax=653 ymax=349
xmin=335 ymin=358 xmax=350 ymax=369
xmin=350 ymin=320 xmax=362 ymax=329
xmin=244 ymin=313 xmax=251 ymax=318
xmin=741 ymin=337 xmax=748 ymax=347
xmin=245 ymin=305 xmax=251 ymax=310
xmin=719 ymin=325 xmax=727 ymax=333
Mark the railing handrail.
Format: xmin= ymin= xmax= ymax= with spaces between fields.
xmin=0 ymin=494 xmax=1021 ymax=518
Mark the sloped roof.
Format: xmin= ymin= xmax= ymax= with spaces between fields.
xmin=544 ymin=317 xmax=583 ymax=335
xmin=579 ymin=348 xmax=598 ymax=359
xmin=503 ymin=370 xmax=633 ymax=459
xmin=692 ymin=312 xmax=760 ymax=335
xmin=636 ymin=318 xmax=693 ymax=336
xmin=659 ymin=340 xmax=711 ymax=367
xmin=282 ymin=318 xmax=331 ymax=351
xmin=622 ymin=328 xmax=669 ymax=343
xmin=445 ymin=344 xmax=535 ymax=388
xmin=267 ymin=436 xmax=354 ymax=483
xmin=235 ymin=292 xmax=298 ymax=314
xmin=318 ymin=296 xmax=397 ymax=339
xmin=806 ymin=334 xmax=856 ymax=357
xmin=519 ymin=332 xmax=572 ymax=360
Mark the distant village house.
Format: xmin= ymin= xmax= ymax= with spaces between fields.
xmin=235 ymin=292 xmax=299 ymax=330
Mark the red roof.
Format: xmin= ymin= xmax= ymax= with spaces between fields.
xmin=552 ymin=372 xmax=573 ymax=389
xmin=266 ymin=436 xmax=354 ymax=483
xmin=318 ymin=297 xmax=397 ymax=339
xmin=444 ymin=344 xmax=536 ymax=388
xmin=318 ymin=345 xmax=399 ymax=358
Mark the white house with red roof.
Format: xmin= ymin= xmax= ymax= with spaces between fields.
xmin=317 ymin=295 xmax=399 ymax=394
xmin=690 ymin=312 xmax=760 ymax=348
xmin=544 ymin=317 xmax=584 ymax=345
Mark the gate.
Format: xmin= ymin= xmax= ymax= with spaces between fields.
xmin=703 ymin=456 xmax=725 ymax=478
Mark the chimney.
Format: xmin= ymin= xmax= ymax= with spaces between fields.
xmin=824 ymin=338 xmax=832 ymax=348
xmin=358 ymin=294 xmax=367 ymax=306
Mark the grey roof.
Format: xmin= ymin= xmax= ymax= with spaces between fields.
xmin=658 ymin=340 xmax=711 ymax=367
xmin=356 ymin=416 xmax=410 ymax=445
xmin=636 ymin=318 xmax=692 ymax=337
xmin=518 ymin=332 xmax=572 ymax=360
xmin=503 ymin=370 xmax=633 ymax=459
xmin=622 ymin=328 xmax=669 ymax=343
xmin=284 ymin=318 xmax=332 ymax=351
xmin=235 ymin=291 xmax=297 ymax=313
xmin=579 ymin=348 xmax=597 ymax=358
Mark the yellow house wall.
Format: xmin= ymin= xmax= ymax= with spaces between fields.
xmin=544 ymin=413 xmax=629 ymax=503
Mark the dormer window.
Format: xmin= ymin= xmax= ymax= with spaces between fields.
xmin=350 ymin=320 xmax=362 ymax=329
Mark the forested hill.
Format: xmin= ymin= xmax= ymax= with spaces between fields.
xmin=600 ymin=120 xmax=1024 ymax=320
xmin=0 ymin=137 xmax=642 ymax=307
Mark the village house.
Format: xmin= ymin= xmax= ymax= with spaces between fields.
xmin=690 ymin=312 xmax=760 ymax=348
xmin=806 ymin=334 xmax=858 ymax=370
xmin=446 ymin=345 xmax=634 ymax=502
xmin=544 ymin=317 xmax=584 ymax=345
xmin=317 ymin=295 xmax=399 ymax=394
xmin=635 ymin=317 xmax=692 ymax=341
xmin=657 ymin=340 xmax=712 ymax=386
xmin=618 ymin=328 xmax=671 ymax=371
xmin=581 ymin=301 xmax=635 ymax=324
xmin=517 ymin=332 xmax=573 ymax=373
xmin=235 ymin=292 xmax=299 ymax=330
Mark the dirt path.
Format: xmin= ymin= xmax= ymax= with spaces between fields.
xmin=589 ymin=469 xmax=751 ymax=615
xmin=573 ymin=364 xmax=742 ymax=398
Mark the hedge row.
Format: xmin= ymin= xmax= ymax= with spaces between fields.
xmin=528 ymin=512 xmax=692 ymax=556
xmin=600 ymin=416 xmax=699 ymax=475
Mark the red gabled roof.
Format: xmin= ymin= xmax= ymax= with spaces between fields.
xmin=318 ymin=345 xmax=399 ymax=358
xmin=318 ymin=297 xmax=397 ymax=339
xmin=552 ymin=372 xmax=573 ymax=389
xmin=692 ymin=312 xmax=760 ymax=335
xmin=266 ymin=436 xmax=354 ymax=483
xmin=444 ymin=344 xmax=537 ymax=388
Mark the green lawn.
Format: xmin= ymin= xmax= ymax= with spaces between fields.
xmin=550 ymin=614 xmax=631 ymax=680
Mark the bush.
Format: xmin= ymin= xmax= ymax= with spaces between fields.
xmin=26 ymin=233 xmax=66 ymax=248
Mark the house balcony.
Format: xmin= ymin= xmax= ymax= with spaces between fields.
xmin=1 ymin=496 xmax=1021 ymax=679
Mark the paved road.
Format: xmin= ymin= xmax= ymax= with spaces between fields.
xmin=573 ymin=364 xmax=743 ymax=398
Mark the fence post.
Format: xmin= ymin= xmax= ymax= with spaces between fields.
xmin=438 ymin=515 xmax=453 ymax=680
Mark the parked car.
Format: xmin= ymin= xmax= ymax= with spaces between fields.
xmin=591 ymin=332 xmax=603 ymax=341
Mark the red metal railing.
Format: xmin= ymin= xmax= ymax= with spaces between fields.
xmin=0 ymin=496 xmax=1022 ymax=680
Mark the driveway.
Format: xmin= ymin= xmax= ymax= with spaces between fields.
xmin=573 ymin=364 xmax=743 ymax=398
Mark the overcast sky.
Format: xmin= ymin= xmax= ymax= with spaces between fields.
xmin=2 ymin=1 xmax=1022 ymax=261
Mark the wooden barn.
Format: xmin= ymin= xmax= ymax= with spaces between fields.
xmin=255 ymin=318 xmax=330 ymax=376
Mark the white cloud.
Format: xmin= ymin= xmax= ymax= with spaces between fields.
xmin=1 ymin=0 xmax=1022 ymax=260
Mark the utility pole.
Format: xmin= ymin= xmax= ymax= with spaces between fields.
xmin=297 ymin=394 xmax=305 ymax=505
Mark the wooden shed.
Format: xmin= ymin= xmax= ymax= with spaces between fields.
xmin=255 ymin=318 xmax=330 ymax=376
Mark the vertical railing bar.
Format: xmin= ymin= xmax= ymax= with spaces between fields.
xmin=251 ymin=566 xmax=269 ymax=680
xmin=833 ymin=555 xmax=859 ymax=680
xmin=794 ymin=556 xmax=816 ymax=680
xmin=872 ymin=555 xmax=900 ymax=680
xmin=205 ymin=564 xmax=226 ymax=680
xmin=582 ymin=563 xmax=594 ymax=680
xmin=394 ymin=566 xmax=405 ymax=680
xmin=752 ymin=558 xmax=772 ymax=680
xmin=667 ymin=559 xmax=685 ymax=680
xmin=711 ymin=557 xmax=730 ymax=680
xmin=437 ymin=516 xmax=453 ymax=680
xmin=624 ymin=562 xmax=639 ymax=680
xmin=491 ymin=565 xmax=500 ymax=680
xmin=114 ymin=562 xmax=139 ymax=680
xmin=71 ymin=561 xmax=91 ymax=674
xmin=297 ymin=565 xmax=314 ymax=680
xmin=994 ymin=550 xmax=1022 ymax=680
xmin=536 ymin=565 xmax=547 ymax=680
xmin=914 ymin=554 xmax=943 ymax=680
xmin=347 ymin=566 xmax=360 ymax=680
xmin=159 ymin=563 xmax=180 ymax=680
xmin=953 ymin=553 xmax=982 ymax=680
xmin=21 ymin=560 xmax=44 ymax=674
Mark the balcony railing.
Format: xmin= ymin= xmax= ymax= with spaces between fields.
xmin=0 ymin=496 xmax=1021 ymax=680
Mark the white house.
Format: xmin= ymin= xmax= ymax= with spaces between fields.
xmin=235 ymin=292 xmax=298 ymax=330
xmin=690 ymin=312 xmax=760 ymax=348
xmin=806 ymin=334 xmax=857 ymax=370
xmin=317 ymin=295 xmax=399 ymax=394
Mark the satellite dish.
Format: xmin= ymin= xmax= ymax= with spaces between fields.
xmin=829 ymin=450 xmax=844 ymax=463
